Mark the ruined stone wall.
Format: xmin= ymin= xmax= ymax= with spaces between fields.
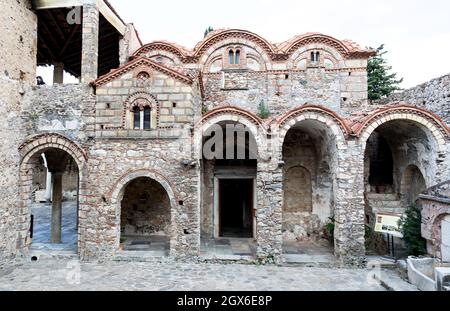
xmin=372 ymin=74 xmax=450 ymax=124
xmin=21 ymin=84 xmax=85 ymax=141
xmin=0 ymin=0 xmax=36 ymax=267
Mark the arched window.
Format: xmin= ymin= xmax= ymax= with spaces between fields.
xmin=235 ymin=50 xmax=240 ymax=65
xmin=229 ymin=50 xmax=235 ymax=65
xmin=310 ymin=51 xmax=320 ymax=64
xmin=133 ymin=106 xmax=140 ymax=129
xmin=143 ymin=107 xmax=151 ymax=130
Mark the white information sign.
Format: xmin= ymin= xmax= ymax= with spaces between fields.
xmin=374 ymin=213 xmax=404 ymax=238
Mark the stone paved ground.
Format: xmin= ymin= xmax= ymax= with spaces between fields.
xmin=0 ymin=259 xmax=395 ymax=291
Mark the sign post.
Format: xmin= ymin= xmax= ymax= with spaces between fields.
xmin=374 ymin=213 xmax=403 ymax=260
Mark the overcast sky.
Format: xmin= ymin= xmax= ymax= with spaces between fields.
xmin=41 ymin=0 xmax=450 ymax=88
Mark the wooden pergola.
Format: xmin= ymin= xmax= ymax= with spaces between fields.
xmin=33 ymin=0 xmax=126 ymax=78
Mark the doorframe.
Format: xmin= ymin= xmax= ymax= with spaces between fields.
xmin=213 ymin=176 xmax=256 ymax=239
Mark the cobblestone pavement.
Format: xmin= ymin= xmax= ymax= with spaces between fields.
xmin=0 ymin=259 xmax=392 ymax=291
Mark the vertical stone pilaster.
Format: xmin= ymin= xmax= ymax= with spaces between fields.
xmin=256 ymin=161 xmax=283 ymax=262
xmin=334 ymin=139 xmax=366 ymax=266
xmin=81 ymin=2 xmax=99 ymax=84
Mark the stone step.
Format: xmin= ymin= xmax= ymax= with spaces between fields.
xmin=367 ymin=193 xmax=399 ymax=201
xmin=114 ymin=250 xmax=170 ymax=263
xmin=28 ymin=249 xmax=78 ymax=262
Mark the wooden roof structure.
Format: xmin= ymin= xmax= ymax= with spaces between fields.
xmin=33 ymin=0 xmax=126 ymax=77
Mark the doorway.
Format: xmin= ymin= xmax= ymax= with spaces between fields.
xmin=218 ymin=178 xmax=254 ymax=238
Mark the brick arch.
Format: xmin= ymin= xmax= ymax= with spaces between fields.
xmin=355 ymin=105 xmax=449 ymax=153
xmin=194 ymin=29 xmax=277 ymax=61
xmin=132 ymin=41 xmax=188 ymax=62
xmin=275 ymin=105 xmax=350 ymax=147
xmin=283 ymin=34 xmax=350 ymax=57
xmin=287 ymin=43 xmax=344 ymax=70
xmin=108 ymin=169 xmax=179 ymax=254
xmin=17 ymin=133 xmax=87 ymax=252
xmin=109 ymin=169 xmax=179 ymax=206
xmin=193 ymin=106 xmax=266 ymax=160
xmin=19 ymin=133 xmax=87 ymax=169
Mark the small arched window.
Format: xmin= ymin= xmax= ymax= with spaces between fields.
xmin=229 ymin=50 xmax=235 ymax=65
xmin=133 ymin=106 xmax=141 ymax=129
xmin=235 ymin=50 xmax=240 ymax=65
xmin=143 ymin=107 xmax=151 ymax=130
xmin=310 ymin=51 xmax=320 ymax=64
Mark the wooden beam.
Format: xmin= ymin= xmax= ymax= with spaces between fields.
xmin=38 ymin=32 xmax=57 ymax=61
xmin=59 ymin=24 xmax=80 ymax=58
xmin=46 ymin=10 xmax=66 ymax=42
xmin=39 ymin=18 xmax=63 ymax=56
xmin=32 ymin=0 xmax=82 ymax=10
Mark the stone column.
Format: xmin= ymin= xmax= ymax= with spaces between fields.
xmin=53 ymin=62 xmax=64 ymax=84
xmin=81 ymin=1 xmax=99 ymax=83
xmin=51 ymin=172 xmax=63 ymax=244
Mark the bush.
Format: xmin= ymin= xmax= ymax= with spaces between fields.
xmin=324 ymin=217 xmax=335 ymax=244
xmin=257 ymin=100 xmax=270 ymax=119
xmin=399 ymin=204 xmax=427 ymax=256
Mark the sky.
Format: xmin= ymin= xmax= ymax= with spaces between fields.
xmin=39 ymin=0 xmax=450 ymax=88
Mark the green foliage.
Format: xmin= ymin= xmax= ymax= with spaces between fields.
xmin=399 ymin=204 xmax=427 ymax=256
xmin=120 ymin=237 xmax=127 ymax=244
xmin=201 ymin=105 xmax=209 ymax=115
xmin=367 ymin=44 xmax=403 ymax=100
xmin=257 ymin=100 xmax=270 ymax=119
xmin=204 ymin=26 xmax=214 ymax=38
xmin=325 ymin=217 xmax=335 ymax=243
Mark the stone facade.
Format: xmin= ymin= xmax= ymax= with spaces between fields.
xmin=2 ymin=2 xmax=450 ymax=268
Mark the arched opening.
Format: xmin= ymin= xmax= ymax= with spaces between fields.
xmin=200 ymin=121 xmax=258 ymax=258
xmin=400 ymin=165 xmax=427 ymax=208
xmin=281 ymin=119 xmax=336 ymax=257
xmin=367 ymin=133 xmax=394 ymax=193
xmin=364 ymin=119 xmax=438 ymax=255
xmin=119 ymin=177 xmax=171 ymax=255
xmin=24 ymin=148 xmax=80 ymax=251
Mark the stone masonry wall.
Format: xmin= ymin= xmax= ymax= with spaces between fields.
xmin=372 ymin=74 xmax=450 ymax=124
xmin=21 ymin=84 xmax=85 ymax=141
xmin=80 ymin=136 xmax=200 ymax=260
xmin=0 ymin=0 xmax=36 ymax=268
xmin=203 ymin=69 xmax=341 ymax=116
